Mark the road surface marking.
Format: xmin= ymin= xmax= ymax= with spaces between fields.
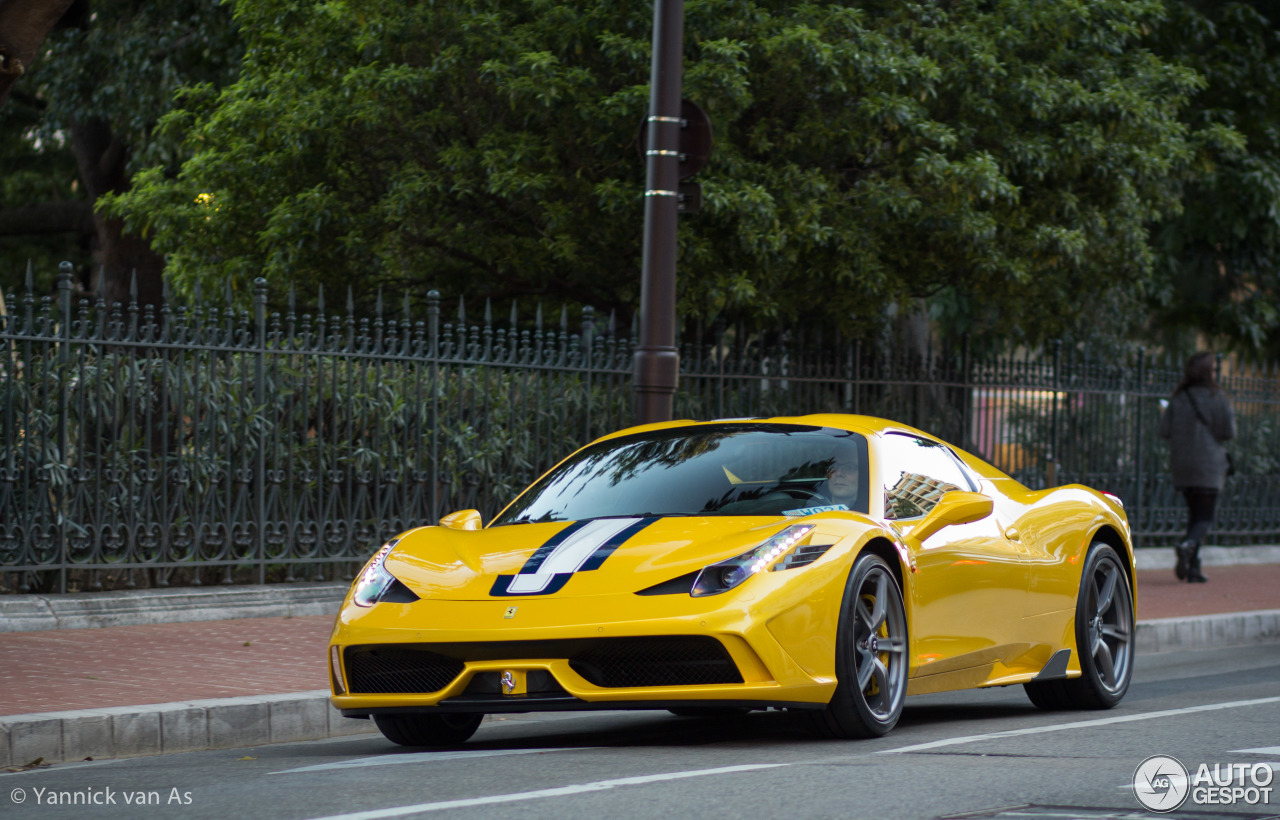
xmin=272 ymin=747 xmax=584 ymax=775
xmin=879 ymin=695 xmax=1280 ymax=755
xmin=304 ymin=764 xmax=789 ymax=819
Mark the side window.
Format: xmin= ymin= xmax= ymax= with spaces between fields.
xmin=879 ymin=433 xmax=974 ymax=520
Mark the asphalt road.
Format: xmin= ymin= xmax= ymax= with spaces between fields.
xmin=4 ymin=644 xmax=1279 ymax=820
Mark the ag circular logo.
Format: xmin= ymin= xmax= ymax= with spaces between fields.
xmin=1134 ymin=754 xmax=1190 ymax=812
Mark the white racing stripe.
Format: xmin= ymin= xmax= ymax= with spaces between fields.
xmin=879 ymin=695 xmax=1280 ymax=755
xmin=303 ymin=763 xmax=788 ymax=820
xmin=1232 ymin=747 xmax=1280 ymax=756
xmin=508 ymin=518 xmax=638 ymax=594
xmin=270 ymin=747 xmax=585 ymax=775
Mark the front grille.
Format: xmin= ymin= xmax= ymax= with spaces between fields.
xmin=344 ymin=645 xmax=465 ymax=694
xmin=343 ymin=636 xmax=743 ymax=693
xmin=569 ymin=636 xmax=743 ymax=688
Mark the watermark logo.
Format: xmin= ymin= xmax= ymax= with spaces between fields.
xmin=1133 ymin=755 xmax=1190 ymax=812
xmin=1134 ymin=755 xmax=1275 ymax=812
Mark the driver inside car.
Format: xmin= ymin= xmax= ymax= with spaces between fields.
xmin=819 ymin=454 xmax=860 ymax=508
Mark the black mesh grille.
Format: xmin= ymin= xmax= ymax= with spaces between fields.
xmin=777 ymin=542 xmax=835 ymax=570
xmin=343 ymin=636 xmax=743 ymax=693
xmin=344 ymin=645 xmax=465 ymax=694
xmin=569 ymin=636 xmax=743 ymax=688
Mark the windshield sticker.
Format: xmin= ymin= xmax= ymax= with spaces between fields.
xmin=490 ymin=517 xmax=659 ymax=596
xmin=783 ymin=504 xmax=850 ymax=517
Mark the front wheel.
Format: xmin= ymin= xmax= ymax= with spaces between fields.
xmin=373 ymin=712 xmax=484 ymax=746
xmin=1025 ymin=542 xmax=1134 ymax=710
xmin=811 ymin=552 xmax=909 ymax=738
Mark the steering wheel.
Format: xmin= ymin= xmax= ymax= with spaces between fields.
xmin=781 ymin=485 xmax=828 ymax=504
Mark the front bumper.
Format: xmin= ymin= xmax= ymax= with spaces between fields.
xmin=329 ymin=579 xmax=843 ymax=714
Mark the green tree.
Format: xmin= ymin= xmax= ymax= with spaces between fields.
xmin=0 ymin=0 xmax=238 ymax=304
xmin=106 ymin=0 xmax=1202 ymax=345
xmin=1148 ymin=1 xmax=1280 ymax=357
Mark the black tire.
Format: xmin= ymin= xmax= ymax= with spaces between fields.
xmin=373 ymin=712 xmax=484 ymax=746
xmin=667 ymin=707 xmax=751 ymax=717
xmin=810 ymin=552 xmax=909 ymax=739
xmin=1024 ymin=543 xmax=1134 ymax=710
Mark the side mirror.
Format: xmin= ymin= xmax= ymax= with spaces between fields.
xmin=439 ymin=509 xmax=482 ymax=531
xmin=906 ymin=491 xmax=993 ymax=545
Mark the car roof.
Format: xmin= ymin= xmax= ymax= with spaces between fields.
xmin=595 ymin=413 xmax=932 ymax=443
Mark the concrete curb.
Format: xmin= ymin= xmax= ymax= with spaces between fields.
xmin=0 ymin=583 xmax=350 ymax=633
xmin=4 ymin=610 xmax=1279 ymax=767
xmin=1133 ymin=609 xmax=1280 ymax=655
xmin=0 ymin=692 xmax=375 ymax=769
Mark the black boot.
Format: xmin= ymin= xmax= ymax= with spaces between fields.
xmin=1175 ymin=539 xmax=1195 ymax=581
xmin=1187 ymin=550 xmax=1208 ymax=583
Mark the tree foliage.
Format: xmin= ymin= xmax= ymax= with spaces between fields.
xmin=103 ymin=0 xmax=1204 ymax=345
xmin=0 ymin=0 xmax=238 ymax=302
xmin=1148 ymin=1 xmax=1280 ymax=357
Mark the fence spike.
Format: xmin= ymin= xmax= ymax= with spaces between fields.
xmin=130 ymin=269 xmax=139 ymax=300
xmin=484 ymin=297 xmax=492 ymax=325
xmin=317 ymin=283 xmax=325 ymax=314
xmin=403 ymin=292 xmax=411 ymax=324
xmin=535 ymin=302 xmax=543 ymax=331
xmin=560 ymin=305 xmax=568 ymax=331
xmin=376 ymin=288 xmax=383 ymax=319
xmin=224 ymin=276 xmax=232 ymax=307
xmin=510 ymin=300 xmax=518 ymax=328
xmin=288 ymin=285 xmax=296 ymax=316
xmin=609 ymin=309 xmax=616 ymax=335
xmin=346 ymin=285 xmax=355 ymax=315
xmin=457 ymin=295 xmax=466 ymax=324
xmin=25 ymin=259 xmax=34 ymax=291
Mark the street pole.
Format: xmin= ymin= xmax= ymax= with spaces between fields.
xmin=633 ymin=0 xmax=683 ymax=425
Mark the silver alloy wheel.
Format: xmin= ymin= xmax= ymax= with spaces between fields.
xmin=1084 ymin=553 xmax=1133 ymax=694
xmin=852 ymin=566 xmax=908 ymax=720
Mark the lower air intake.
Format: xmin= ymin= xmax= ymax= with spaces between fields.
xmin=569 ymin=636 xmax=743 ymax=688
xmin=344 ymin=645 xmax=465 ymax=694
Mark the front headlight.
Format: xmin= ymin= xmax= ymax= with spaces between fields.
xmin=691 ymin=524 xmax=816 ymax=597
xmin=352 ymin=538 xmax=401 ymax=607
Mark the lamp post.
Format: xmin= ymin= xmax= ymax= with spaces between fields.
xmin=633 ymin=0 xmax=683 ymax=425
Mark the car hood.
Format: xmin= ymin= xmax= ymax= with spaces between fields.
xmin=383 ymin=516 xmax=852 ymax=601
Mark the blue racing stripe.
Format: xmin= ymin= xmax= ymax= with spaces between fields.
xmin=517 ymin=520 xmax=590 ymax=574
xmin=579 ymin=517 xmax=660 ymax=571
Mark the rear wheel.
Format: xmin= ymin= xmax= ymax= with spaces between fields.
xmin=373 ymin=712 xmax=484 ymax=746
xmin=1024 ymin=542 xmax=1134 ymax=710
xmin=811 ymin=552 xmax=908 ymax=738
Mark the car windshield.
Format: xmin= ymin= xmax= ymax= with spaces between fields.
xmin=492 ymin=423 xmax=870 ymax=525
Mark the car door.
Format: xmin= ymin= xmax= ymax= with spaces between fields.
xmin=876 ymin=432 xmax=1029 ymax=679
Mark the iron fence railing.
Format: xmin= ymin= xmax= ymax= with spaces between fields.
xmin=3 ymin=265 xmax=1279 ymax=592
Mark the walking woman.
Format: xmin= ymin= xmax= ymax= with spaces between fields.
xmin=1158 ymin=352 xmax=1236 ymax=583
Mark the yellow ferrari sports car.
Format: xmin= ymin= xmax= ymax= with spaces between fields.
xmin=329 ymin=414 xmax=1136 ymax=745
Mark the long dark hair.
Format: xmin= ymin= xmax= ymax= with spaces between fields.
xmin=1174 ymin=352 xmax=1220 ymax=395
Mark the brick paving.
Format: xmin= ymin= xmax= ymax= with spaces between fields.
xmin=0 ymin=563 xmax=1276 ymax=717
xmin=1136 ymin=563 xmax=1280 ymax=619
xmin=0 ymin=616 xmax=332 ymax=716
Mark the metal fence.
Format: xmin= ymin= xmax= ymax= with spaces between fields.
xmin=3 ymin=266 xmax=1279 ymax=592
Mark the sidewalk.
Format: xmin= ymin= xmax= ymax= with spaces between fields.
xmin=2 ymin=548 xmax=1278 ymax=768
